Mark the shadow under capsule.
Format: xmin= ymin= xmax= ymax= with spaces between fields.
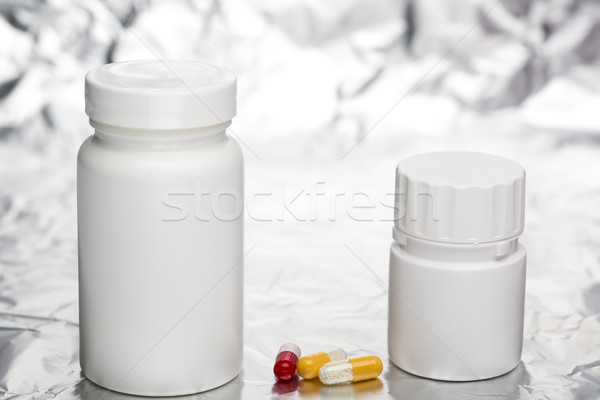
xmin=271 ymin=374 xmax=300 ymax=395
xmin=298 ymin=377 xmax=383 ymax=398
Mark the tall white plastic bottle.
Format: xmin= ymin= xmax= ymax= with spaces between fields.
xmin=78 ymin=60 xmax=244 ymax=396
xmin=388 ymin=151 xmax=526 ymax=381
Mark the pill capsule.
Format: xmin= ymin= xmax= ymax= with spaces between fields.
xmin=297 ymin=348 xmax=347 ymax=379
xmin=318 ymin=356 xmax=383 ymax=385
xmin=273 ymin=343 xmax=301 ymax=381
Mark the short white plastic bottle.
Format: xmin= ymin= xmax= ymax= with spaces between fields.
xmin=388 ymin=151 xmax=526 ymax=381
xmin=78 ymin=60 xmax=244 ymax=396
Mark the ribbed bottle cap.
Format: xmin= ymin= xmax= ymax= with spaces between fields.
xmin=85 ymin=60 xmax=236 ymax=130
xmin=394 ymin=151 xmax=525 ymax=244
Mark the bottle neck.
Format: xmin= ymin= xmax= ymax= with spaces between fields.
xmin=90 ymin=119 xmax=229 ymax=150
xmin=392 ymin=228 xmax=520 ymax=262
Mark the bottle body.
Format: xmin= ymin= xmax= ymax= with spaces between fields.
xmin=388 ymin=235 xmax=526 ymax=381
xmin=77 ymin=124 xmax=244 ymax=395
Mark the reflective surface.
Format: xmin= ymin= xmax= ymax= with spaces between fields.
xmin=1 ymin=0 xmax=600 ymax=399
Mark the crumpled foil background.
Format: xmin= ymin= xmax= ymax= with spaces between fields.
xmin=1 ymin=0 xmax=600 ymax=398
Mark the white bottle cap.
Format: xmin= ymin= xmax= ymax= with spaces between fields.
xmin=85 ymin=60 xmax=236 ymax=130
xmin=394 ymin=151 xmax=525 ymax=244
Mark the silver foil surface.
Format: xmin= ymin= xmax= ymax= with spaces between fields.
xmin=1 ymin=0 xmax=599 ymax=398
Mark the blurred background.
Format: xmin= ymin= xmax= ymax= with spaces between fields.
xmin=1 ymin=0 xmax=600 ymax=399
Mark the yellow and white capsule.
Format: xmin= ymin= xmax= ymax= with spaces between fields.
xmin=297 ymin=348 xmax=347 ymax=379
xmin=318 ymin=356 xmax=383 ymax=385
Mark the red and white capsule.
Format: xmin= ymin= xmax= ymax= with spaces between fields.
xmin=273 ymin=343 xmax=302 ymax=381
